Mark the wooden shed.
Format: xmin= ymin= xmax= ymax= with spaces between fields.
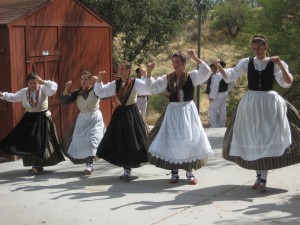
xmin=0 ymin=0 xmax=114 ymax=159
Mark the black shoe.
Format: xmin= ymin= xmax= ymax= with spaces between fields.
xmin=29 ymin=166 xmax=44 ymax=173
xmin=119 ymin=174 xmax=131 ymax=182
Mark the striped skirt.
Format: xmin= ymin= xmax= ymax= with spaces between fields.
xmin=223 ymin=101 xmax=300 ymax=170
xmin=23 ymin=116 xmax=65 ymax=167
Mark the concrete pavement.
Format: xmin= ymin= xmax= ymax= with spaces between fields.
xmin=0 ymin=128 xmax=299 ymax=225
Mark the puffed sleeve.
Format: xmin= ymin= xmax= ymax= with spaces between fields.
xmin=94 ymin=80 xmax=116 ymax=98
xmin=274 ymin=61 xmax=292 ymax=88
xmin=148 ymin=75 xmax=168 ymax=94
xmin=42 ymin=80 xmax=58 ymax=96
xmin=223 ymin=58 xmax=249 ymax=83
xmin=189 ymin=61 xmax=212 ymax=86
xmin=134 ymin=77 xmax=156 ymax=95
xmin=0 ymin=89 xmax=26 ymax=102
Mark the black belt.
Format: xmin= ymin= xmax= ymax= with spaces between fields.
xmin=137 ymin=95 xmax=147 ymax=98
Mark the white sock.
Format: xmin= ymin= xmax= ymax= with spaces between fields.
xmin=124 ymin=168 xmax=131 ymax=176
xmin=260 ymin=170 xmax=268 ymax=181
xmin=186 ymin=171 xmax=194 ymax=177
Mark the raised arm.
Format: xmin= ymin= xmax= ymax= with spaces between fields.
xmin=215 ymin=58 xmax=248 ymax=83
xmin=59 ymin=80 xmax=74 ymax=105
xmin=187 ymin=49 xmax=203 ymax=65
xmin=94 ymin=71 xmax=116 ymax=98
xmin=271 ymin=56 xmax=293 ymax=85
xmin=38 ymin=75 xmax=57 ymax=96
xmin=187 ymin=49 xmax=211 ymax=86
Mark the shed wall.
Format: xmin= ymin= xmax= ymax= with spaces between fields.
xmin=0 ymin=0 xmax=113 ymax=148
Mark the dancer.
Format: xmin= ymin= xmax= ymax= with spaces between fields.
xmin=135 ymin=67 xmax=148 ymax=120
xmin=219 ymin=34 xmax=300 ymax=192
xmin=147 ymin=49 xmax=214 ymax=185
xmin=95 ymin=60 xmax=154 ymax=181
xmin=206 ymin=61 xmax=234 ymax=127
xmin=0 ymin=72 xmax=65 ymax=172
xmin=60 ymin=70 xmax=105 ymax=175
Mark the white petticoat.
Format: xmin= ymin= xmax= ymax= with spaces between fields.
xmin=148 ymin=101 xmax=213 ymax=163
xmin=68 ymin=110 xmax=105 ymax=159
xmin=229 ymin=90 xmax=291 ymax=161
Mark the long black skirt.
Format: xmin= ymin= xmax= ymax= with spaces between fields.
xmin=96 ymin=104 xmax=148 ymax=168
xmin=223 ymin=101 xmax=300 ymax=170
xmin=0 ymin=111 xmax=65 ymax=167
xmin=0 ymin=111 xmax=48 ymax=155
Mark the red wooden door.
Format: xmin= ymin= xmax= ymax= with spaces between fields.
xmin=24 ymin=26 xmax=64 ymax=138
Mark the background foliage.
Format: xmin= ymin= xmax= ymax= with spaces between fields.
xmin=82 ymin=0 xmax=196 ymax=64
xmin=82 ymin=0 xmax=300 ymax=123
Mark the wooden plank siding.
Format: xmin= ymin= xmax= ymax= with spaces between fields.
xmin=59 ymin=26 xmax=113 ymax=136
xmin=0 ymin=0 xmax=113 ymax=160
xmin=9 ymin=27 xmax=26 ymax=128
xmin=0 ymin=27 xmax=13 ymax=138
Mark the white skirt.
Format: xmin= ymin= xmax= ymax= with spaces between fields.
xmin=148 ymin=101 xmax=213 ymax=163
xmin=230 ymin=90 xmax=291 ymax=161
xmin=68 ymin=110 xmax=105 ymax=159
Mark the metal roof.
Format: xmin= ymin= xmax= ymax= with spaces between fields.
xmin=0 ymin=0 xmax=50 ymax=25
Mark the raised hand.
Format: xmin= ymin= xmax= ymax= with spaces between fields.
xmin=214 ymin=59 xmax=221 ymax=67
xmin=270 ymin=56 xmax=281 ymax=64
xmin=187 ymin=49 xmax=196 ymax=58
xmin=146 ymin=61 xmax=156 ymax=77
xmin=63 ymin=80 xmax=72 ymax=95
xmin=187 ymin=49 xmax=202 ymax=64
xmin=98 ymin=71 xmax=107 ymax=81
xmin=36 ymin=75 xmax=45 ymax=84
xmin=65 ymin=80 xmax=72 ymax=88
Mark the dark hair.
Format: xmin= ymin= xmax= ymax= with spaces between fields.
xmin=27 ymin=72 xmax=37 ymax=81
xmin=210 ymin=61 xmax=226 ymax=68
xmin=251 ymin=34 xmax=267 ymax=46
xmin=172 ymin=52 xmax=187 ymax=65
xmin=120 ymin=60 xmax=131 ymax=70
xmin=135 ymin=67 xmax=140 ymax=74
xmin=80 ymin=70 xmax=92 ymax=79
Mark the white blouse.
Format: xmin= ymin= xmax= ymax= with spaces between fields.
xmin=224 ymin=57 xmax=291 ymax=88
xmin=94 ymin=77 xmax=153 ymax=98
xmin=0 ymin=80 xmax=57 ymax=113
xmin=149 ymin=62 xmax=211 ymax=94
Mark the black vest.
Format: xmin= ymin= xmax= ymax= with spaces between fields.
xmin=167 ymin=76 xmax=194 ymax=102
xmin=218 ymin=79 xmax=228 ymax=92
xmin=205 ymin=75 xmax=228 ymax=94
xmin=205 ymin=76 xmax=212 ymax=94
xmin=247 ymin=57 xmax=275 ymax=91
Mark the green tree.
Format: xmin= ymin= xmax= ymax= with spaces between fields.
xmin=209 ymin=0 xmax=251 ymax=37
xmin=213 ymin=0 xmax=300 ymax=112
xmin=82 ymin=0 xmax=195 ymax=64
